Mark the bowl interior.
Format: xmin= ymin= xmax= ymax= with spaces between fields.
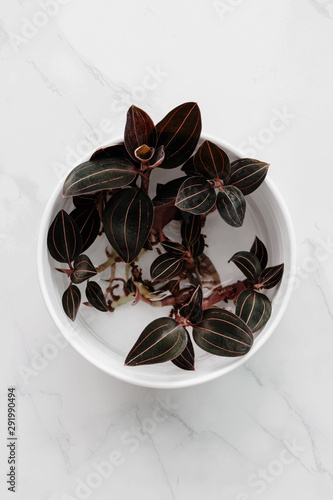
xmin=38 ymin=135 xmax=295 ymax=388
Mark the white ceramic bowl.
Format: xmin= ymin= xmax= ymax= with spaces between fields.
xmin=38 ymin=135 xmax=296 ymax=388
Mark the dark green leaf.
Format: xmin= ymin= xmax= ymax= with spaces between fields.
xmin=156 ymin=102 xmax=202 ymax=169
xmin=179 ymin=285 xmax=203 ymax=325
xmin=194 ymin=140 xmax=230 ymax=180
xmin=103 ymin=188 xmax=153 ymax=264
xmin=47 ymin=210 xmax=82 ymax=263
xmin=71 ymin=254 xmax=97 ymax=285
xmin=181 ymin=214 xmax=201 ymax=246
xmin=172 ymin=331 xmax=195 ymax=371
xmin=124 ymin=105 xmax=156 ymax=161
xmin=70 ymin=206 xmax=100 ymax=253
xmin=250 ymin=236 xmax=268 ymax=270
xmin=235 ymin=290 xmax=272 ymax=333
xmin=229 ymin=251 xmax=262 ymax=281
xmin=193 ymin=308 xmax=253 ymax=357
xmin=73 ymin=194 xmax=97 ymax=209
xmin=216 ymin=186 xmax=246 ymax=228
xmin=175 ymin=176 xmax=216 ymax=215
xmin=150 ymin=254 xmax=183 ymax=282
xmin=226 ymin=158 xmax=269 ymax=195
xmin=125 ymin=317 xmax=187 ymax=366
xmin=86 ymin=281 xmax=108 ymax=312
xmin=62 ymin=284 xmax=81 ymax=321
xmin=257 ymin=264 xmax=284 ymax=289
xmin=63 ymin=157 xmax=138 ymax=197
xmin=161 ymin=240 xmax=186 ymax=257
xmin=190 ymin=235 xmax=205 ymax=257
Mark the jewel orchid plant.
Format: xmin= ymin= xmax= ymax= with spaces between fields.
xmin=47 ymin=102 xmax=284 ymax=371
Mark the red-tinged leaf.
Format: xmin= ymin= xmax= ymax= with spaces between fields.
xmin=156 ymin=102 xmax=202 ymax=169
xmin=179 ymin=285 xmax=203 ymax=325
xmin=172 ymin=331 xmax=195 ymax=371
xmin=150 ymin=254 xmax=183 ymax=282
xmin=73 ymin=194 xmax=97 ymax=209
xmin=124 ymin=105 xmax=156 ymax=161
xmin=226 ymin=158 xmax=269 ymax=195
xmin=90 ymin=143 xmax=131 ymax=161
xmin=161 ymin=240 xmax=186 ymax=257
xmin=257 ymin=264 xmax=284 ymax=290
xmin=236 ymin=289 xmax=272 ymax=333
xmin=148 ymin=145 xmax=165 ymax=168
xmin=250 ymin=236 xmax=268 ymax=270
xmin=71 ymin=254 xmax=97 ymax=285
xmin=85 ymin=281 xmax=108 ymax=312
xmin=47 ymin=210 xmax=82 ymax=263
xmin=181 ymin=214 xmax=201 ymax=246
xmin=193 ymin=308 xmax=253 ymax=357
xmin=62 ymin=284 xmax=81 ymax=321
xmin=152 ymin=201 xmax=179 ymax=239
xmin=70 ymin=206 xmax=100 ymax=253
xmin=190 ymin=235 xmax=205 ymax=257
xmin=216 ymin=186 xmax=246 ymax=228
xmin=103 ymin=188 xmax=153 ymax=264
xmin=194 ymin=140 xmax=231 ymax=180
xmin=62 ymin=157 xmax=138 ymax=197
xmin=125 ymin=317 xmax=187 ymax=366
xmin=229 ymin=251 xmax=262 ymax=281
xmin=152 ymin=178 xmax=187 ymax=237
xmin=175 ymin=176 xmax=216 ymax=215
xmin=154 ymin=176 xmax=188 ymax=207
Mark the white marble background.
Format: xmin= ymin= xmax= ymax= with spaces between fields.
xmin=1 ymin=0 xmax=333 ymax=499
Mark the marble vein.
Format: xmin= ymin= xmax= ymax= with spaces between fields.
xmin=40 ymin=390 xmax=74 ymax=473
xmin=163 ymin=407 xmax=251 ymax=462
xmin=133 ymin=404 xmax=177 ymax=499
xmin=279 ymin=390 xmax=333 ymax=483
xmin=243 ymin=363 xmax=264 ymax=387
xmin=309 ymin=0 xmax=333 ymax=18
xmin=56 ymin=31 xmax=130 ymax=96
xmin=248 ymin=413 xmax=313 ymax=475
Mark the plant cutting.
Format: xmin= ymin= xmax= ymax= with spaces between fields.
xmin=47 ymin=102 xmax=284 ymax=371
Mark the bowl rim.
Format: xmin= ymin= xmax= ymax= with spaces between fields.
xmin=37 ymin=133 xmax=296 ymax=388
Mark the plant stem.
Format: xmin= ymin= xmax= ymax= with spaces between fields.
xmin=141 ymin=168 xmax=152 ymax=194
xmin=96 ymin=252 xmax=117 ymax=273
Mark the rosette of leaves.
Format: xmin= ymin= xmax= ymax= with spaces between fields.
xmin=229 ymin=236 xmax=284 ymax=291
xmin=176 ymin=141 xmax=269 ymax=228
xmin=46 ymin=102 xmax=284 ymax=372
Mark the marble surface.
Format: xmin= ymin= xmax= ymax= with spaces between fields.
xmin=1 ymin=0 xmax=333 ymax=498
